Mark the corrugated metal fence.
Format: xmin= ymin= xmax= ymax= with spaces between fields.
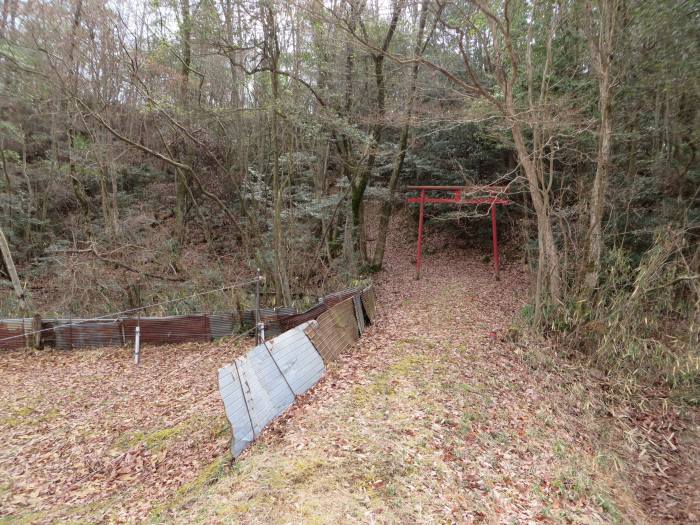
xmin=219 ymin=284 xmax=377 ymax=457
xmin=0 ymin=286 xmax=374 ymax=351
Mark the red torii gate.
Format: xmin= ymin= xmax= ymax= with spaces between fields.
xmin=406 ymin=185 xmax=512 ymax=280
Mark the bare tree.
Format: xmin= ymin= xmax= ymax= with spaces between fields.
xmin=583 ymin=0 xmax=619 ymax=291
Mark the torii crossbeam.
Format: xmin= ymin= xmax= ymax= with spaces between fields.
xmin=406 ymin=185 xmax=512 ymax=280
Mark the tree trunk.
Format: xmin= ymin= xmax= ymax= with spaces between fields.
xmin=511 ymin=121 xmax=562 ymax=304
xmin=67 ymin=0 xmax=89 ymax=219
xmin=176 ymin=0 xmax=192 ymax=241
xmin=265 ymin=1 xmax=291 ymax=305
xmin=584 ymin=0 xmax=618 ymax=291
xmin=0 ymin=225 xmax=26 ymax=311
xmin=349 ymin=1 xmax=403 ymax=269
xmin=0 ymin=139 xmax=11 ymax=221
xmin=373 ymin=0 xmax=429 ymax=269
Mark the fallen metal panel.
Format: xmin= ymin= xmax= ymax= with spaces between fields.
xmin=219 ymin=321 xmax=324 ymax=457
xmin=221 ymin=346 xmax=296 ymax=457
xmin=353 ymin=295 xmax=366 ymax=335
xmin=361 ymin=286 xmax=376 ymax=323
xmin=264 ymin=321 xmax=325 ymax=395
xmin=218 ymin=363 xmax=257 ymax=457
xmin=304 ymin=298 xmax=359 ymax=363
xmin=240 ymin=344 xmax=296 ymax=429
xmin=279 ymin=302 xmax=329 ymax=332
xmin=322 ymin=286 xmax=364 ymax=307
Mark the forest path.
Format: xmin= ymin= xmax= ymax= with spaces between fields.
xmin=168 ymin=213 xmax=656 ymax=524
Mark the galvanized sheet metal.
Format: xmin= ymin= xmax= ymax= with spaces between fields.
xmin=218 ymin=363 xmax=255 ymax=456
xmin=53 ymin=320 xmax=123 ymax=350
xmin=219 ymin=347 xmax=293 ymax=457
xmin=263 ymin=322 xmax=325 ymax=395
xmin=218 ymin=321 xmax=323 ymax=457
xmin=304 ymin=298 xmax=359 ymax=363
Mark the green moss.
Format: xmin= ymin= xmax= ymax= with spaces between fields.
xmin=117 ymin=425 xmax=184 ymax=452
xmin=0 ymin=510 xmax=47 ymax=525
xmin=389 ymin=354 xmax=431 ymax=376
xmin=2 ymin=494 xmax=119 ymax=525
xmin=1 ymin=406 xmax=59 ymax=428
xmin=1 ymin=406 xmax=34 ymax=426
xmin=149 ymin=455 xmax=231 ymax=523
xmin=117 ymin=415 xmax=212 ymax=452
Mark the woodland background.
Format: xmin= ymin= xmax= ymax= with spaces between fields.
xmin=0 ymin=0 xmax=697 ymax=400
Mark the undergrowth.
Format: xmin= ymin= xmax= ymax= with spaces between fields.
xmin=521 ymin=228 xmax=699 ymax=404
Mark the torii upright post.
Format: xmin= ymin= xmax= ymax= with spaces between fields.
xmin=491 ymin=204 xmax=500 ymax=281
xmin=416 ymin=189 xmax=426 ymax=279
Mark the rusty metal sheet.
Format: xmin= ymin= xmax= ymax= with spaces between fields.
xmin=279 ymin=302 xmax=329 ymax=332
xmin=304 ymin=298 xmax=359 ymax=363
xmin=361 ymin=286 xmax=376 ymax=323
xmin=0 ymin=319 xmax=29 ymax=350
xmin=241 ymin=307 xmax=296 ymax=325
xmin=122 ymin=315 xmax=211 ymax=345
xmin=241 ymin=307 xmax=296 ymax=337
xmin=278 ymin=287 xmax=368 ymax=333
xmin=53 ymin=320 xmax=124 ymax=350
xmin=322 ymin=286 xmax=364 ymax=307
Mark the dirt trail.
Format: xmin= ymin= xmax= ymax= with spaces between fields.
xmin=162 ymin=214 xmax=687 ymax=524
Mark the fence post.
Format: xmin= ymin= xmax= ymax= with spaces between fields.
xmin=134 ymin=312 xmax=141 ymax=365
xmin=255 ymin=268 xmax=263 ymax=344
xmin=31 ymin=314 xmax=42 ymax=349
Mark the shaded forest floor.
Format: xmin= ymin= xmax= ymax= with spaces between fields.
xmin=1 ymin=212 xmax=697 ymax=523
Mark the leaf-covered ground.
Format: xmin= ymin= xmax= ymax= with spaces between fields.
xmin=0 ymin=335 xmax=252 ymax=523
xmin=1 ymin=212 xmax=697 ymax=523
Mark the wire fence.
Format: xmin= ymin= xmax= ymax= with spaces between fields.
xmin=0 ymin=281 xmax=372 ymax=351
xmin=0 ymin=281 xmax=259 ymax=350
